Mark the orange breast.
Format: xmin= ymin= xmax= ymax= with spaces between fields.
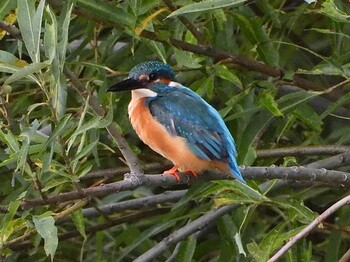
xmin=128 ymin=97 xmax=216 ymax=173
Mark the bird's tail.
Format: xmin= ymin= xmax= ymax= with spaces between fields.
xmin=229 ymin=158 xmax=246 ymax=184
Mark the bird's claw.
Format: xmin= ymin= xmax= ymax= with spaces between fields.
xmin=163 ymin=165 xmax=197 ymax=182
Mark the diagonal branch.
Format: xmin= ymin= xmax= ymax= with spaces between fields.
xmin=134 ymin=204 xmax=240 ymax=262
xmin=268 ymin=194 xmax=350 ymax=262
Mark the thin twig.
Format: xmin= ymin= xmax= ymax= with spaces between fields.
xmin=268 ymin=194 xmax=350 ymax=262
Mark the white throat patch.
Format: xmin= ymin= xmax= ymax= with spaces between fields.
xmin=131 ymin=89 xmax=157 ymax=100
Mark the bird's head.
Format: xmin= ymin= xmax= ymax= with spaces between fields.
xmin=107 ymin=61 xmax=176 ymax=97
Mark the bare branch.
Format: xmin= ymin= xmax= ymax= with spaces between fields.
xmin=20 ymin=167 xmax=350 ymax=208
xmin=134 ymin=204 xmax=240 ymax=262
xmin=0 ymin=20 xmax=21 ymax=39
xmin=268 ymin=194 xmax=350 ymax=262
xmin=305 ymin=150 xmax=350 ymax=170
xmin=339 ymin=248 xmax=350 ymax=262
xmin=257 ymin=146 xmax=350 ymax=158
xmin=56 ymin=190 xmax=186 ymax=223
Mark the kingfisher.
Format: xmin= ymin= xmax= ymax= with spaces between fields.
xmin=107 ymin=61 xmax=245 ymax=184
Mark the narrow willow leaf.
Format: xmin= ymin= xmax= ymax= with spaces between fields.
xmin=17 ymin=0 xmax=45 ymax=63
xmin=17 ymin=120 xmax=40 ymax=174
xmin=76 ymin=0 xmax=132 ymax=26
xmin=143 ymin=39 xmax=167 ymax=63
xmin=69 ymin=116 xmax=103 ymax=139
xmin=231 ymin=11 xmax=279 ymax=66
xmin=0 ymin=200 xmax=20 ymax=241
xmin=57 ymin=0 xmax=74 ymax=64
xmin=4 ymin=62 xmax=48 ymax=86
xmin=42 ymin=114 xmax=71 ymax=150
xmin=176 ymin=235 xmax=197 ymax=262
xmin=33 ymin=216 xmax=58 ymax=262
xmin=72 ymin=140 xmax=98 ymax=162
xmin=41 ymin=178 xmax=68 ymax=192
xmin=135 ymin=7 xmax=167 ymax=36
xmin=293 ymin=104 xmax=322 ymax=132
xmin=259 ymin=89 xmax=283 ymax=117
xmin=44 ymin=6 xmax=57 ymax=63
xmin=71 ymin=208 xmax=87 ymax=239
xmin=214 ymin=64 xmax=242 ymax=88
xmin=0 ymin=128 xmax=20 ymax=152
xmin=167 ymin=0 xmax=247 ymax=18
xmin=321 ymin=0 xmax=350 ymax=23
xmin=218 ymin=215 xmax=246 ymax=256
xmin=174 ymin=49 xmax=203 ymax=69
xmin=0 ymin=50 xmax=27 ymax=66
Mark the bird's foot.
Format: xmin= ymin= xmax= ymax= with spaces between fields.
xmin=163 ymin=165 xmax=181 ymax=181
xmin=181 ymin=169 xmax=197 ymax=178
xmin=163 ymin=165 xmax=197 ymax=182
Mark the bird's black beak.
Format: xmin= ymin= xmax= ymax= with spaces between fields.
xmin=107 ymin=78 xmax=145 ymax=92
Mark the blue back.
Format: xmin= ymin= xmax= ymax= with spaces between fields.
xmin=145 ymin=82 xmax=245 ymax=183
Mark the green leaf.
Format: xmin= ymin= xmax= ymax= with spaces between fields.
xmin=275 ymin=199 xmax=317 ymax=224
xmin=174 ymin=49 xmax=203 ymax=69
xmin=17 ymin=0 xmax=45 ymax=63
xmin=71 ymin=140 xmax=98 ymax=162
xmin=176 ymin=235 xmax=197 ymax=262
xmin=167 ymin=0 xmax=247 ymax=18
xmin=42 ymin=114 xmax=72 ymax=150
xmin=0 ymin=128 xmax=20 ymax=152
xmin=16 ymin=120 xmax=40 ymax=174
xmin=71 ymin=208 xmax=87 ymax=239
xmin=214 ymin=64 xmax=242 ymax=88
xmin=33 ymin=215 xmax=58 ymax=262
xmin=259 ymin=89 xmax=283 ymax=117
xmin=41 ymin=178 xmax=68 ymax=192
xmin=4 ymin=62 xmax=48 ymax=86
xmin=193 ymin=75 xmax=215 ymax=98
xmin=44 ymin=6 xmax=57 ymax=63
xmin=0 ymin=200 xmax=20 ymax=242
xmin=76 ymin=0 xmax=132 ymax=27
xmin=293 ymin=104 xmax=322 ymax=132
xmin=321 ymin=0 xmax=350 ymax=23
xmin=202 ymin=180 xmax=270 ymax=206
xmin=217 ymin=215 xmax=246 ymax=256
xmin=231 ymin=11 xmax=279 ymax=66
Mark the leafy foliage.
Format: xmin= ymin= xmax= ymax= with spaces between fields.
xmin=0 ymin=0 xmax=350 ymax=261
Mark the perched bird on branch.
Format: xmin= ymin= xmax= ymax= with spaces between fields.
xmin=108 ymin=61 xmax=245 ymax=183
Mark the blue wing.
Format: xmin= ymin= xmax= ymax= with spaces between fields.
xmin=146 ymin=82 xmax=245 ymax=183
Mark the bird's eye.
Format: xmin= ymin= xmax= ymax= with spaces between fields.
xmin=149 ymin=73 xmax=158 ymax=81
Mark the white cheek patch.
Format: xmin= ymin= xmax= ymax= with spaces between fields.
xmin=168 ymin=81 xmax=182 ymax=87
xmin=132 ymin=89 xmax=157 ymax=99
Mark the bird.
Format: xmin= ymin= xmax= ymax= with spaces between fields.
xmin=107 ymin=61 xmax=245 ymax=184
